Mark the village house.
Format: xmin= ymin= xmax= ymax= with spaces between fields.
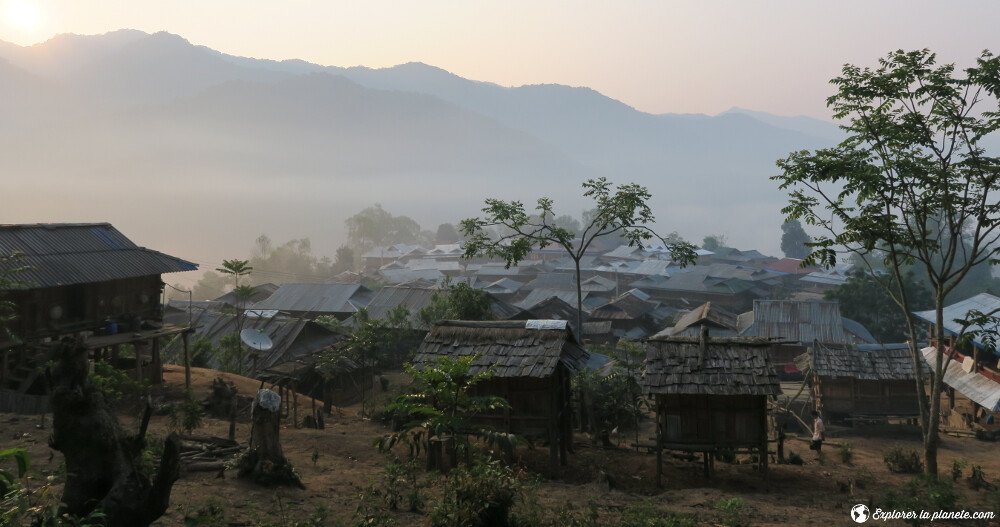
xmin=914 ymin=293 xmax=1000 ymax=428
xmin=0 ymin=223 xmax=196 ymax=412
xmin=640 ymin=331 xmax=781 ymax=482
xmin=412 ymin=319 xmax=589 ymax=469
xmin=795 ymin=342 xmax=924 ymax=424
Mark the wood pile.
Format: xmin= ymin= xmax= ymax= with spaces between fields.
xmin=178 ymin=435 xmax=244 ymax=473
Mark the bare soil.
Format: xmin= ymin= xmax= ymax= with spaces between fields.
xmin=4 ymin=365 xmax=1000 ymax=526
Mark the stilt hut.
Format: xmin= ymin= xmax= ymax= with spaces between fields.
xmin=641 ymin=329 xmax=780 ymax=483
xmin=795 ymin=342 xmax=924 ymax=424
xmin=412 ymin=319 xmax=589 ymax=470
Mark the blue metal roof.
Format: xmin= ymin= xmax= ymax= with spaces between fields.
xmin=913 ymin=293 xmax=1000 ymax=354
xmin=0 ymin=223 xmax=197 ymax=288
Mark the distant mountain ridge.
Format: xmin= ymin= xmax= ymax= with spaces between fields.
xmin=0 ymin=30 xmax=841 ymax=263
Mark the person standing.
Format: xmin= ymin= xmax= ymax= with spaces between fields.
xmin=810 ymin=410 xmax=825 ymax=456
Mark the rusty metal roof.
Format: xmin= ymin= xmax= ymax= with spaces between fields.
xmin=413 ymin=320 xmax=589 ymax=378
xmin=0 ymin=223 xmax=196 ymax=288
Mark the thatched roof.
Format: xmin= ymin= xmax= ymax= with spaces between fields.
xmin=640 ymin=335 xmax=780 ymax=396
xmin=795 ymin=342 xmax=926 ymax=381
xmin=413 ymin=320 xmax=589 ymax=378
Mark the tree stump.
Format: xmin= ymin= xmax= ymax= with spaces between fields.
xmin=236 ymin=389 xmax=304 ymax=488
xmin=46 ymin=338 xmax=181 ymax=526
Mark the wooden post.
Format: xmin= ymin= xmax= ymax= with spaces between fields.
xmin=135 ymin=344 xmax=143 ymax=383
xmin=151 ymin=338 xmax=161 ymax=384
xmin=228 ymin=393 xmax=238 ymax=442
xmin=292 ymin=383 xmax=299 ymax=428
xmin=111 ymin=344 xmax=120 ymax=369
xmin=655 ymin=404 xmax=663 ymax=487
xmin=182 ymin=331 xmax=191 ymax=390
xmin=1 ymin=350 xmax=7 ymax=385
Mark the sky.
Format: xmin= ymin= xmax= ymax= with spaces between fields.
xmin=2 ymin=0 xmax=998 ymax=120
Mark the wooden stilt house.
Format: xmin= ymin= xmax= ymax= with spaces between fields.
xmin=640 ymin=329 xmax=780 ymax=483
xmin=794 ymin=342 xmax=924 ymax=424
xmin=412 ymin=319 xmax=589 ymax=470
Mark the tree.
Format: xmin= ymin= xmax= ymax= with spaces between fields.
xmin=774 ymin=49 xmax=1000 ymax=477
xmin=825 ymin=269 xmax=933 ymax=342
xmin=702 ymin=234 xmax=727 ymax=252
xmin=191 ymin=270 xmax=228 ymax=301
xmin=780 ymin=219 xmax=812 ymax=259
xmin=435 ymin=223 xmax=461 ymax=244
xmin=249 ymin=236 xmax=333 ymax=284
xmin=0 ymin=251 xmax=28 ymax=345
xmin=416 ymin=279 xmax=494 ymax=329
xmin=345 ymin=204 xmax=423 ymax=255
xmin=461 ymin=177 xmax=696 ymax=333
xmin=217 ymin=259 xmax=253 ymax=374
xmin=333 ymin=244 xmax=355 ymax=274
xmin=375 ymin=355 xmax=514 ymax=470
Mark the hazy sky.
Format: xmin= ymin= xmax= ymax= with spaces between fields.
xmin=2 ymin=0 xmax=997 ymax=120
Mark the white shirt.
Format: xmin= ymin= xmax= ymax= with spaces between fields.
xmin=812 ymin=416 xmax=825 ymax=441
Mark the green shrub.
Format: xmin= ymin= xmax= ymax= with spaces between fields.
xmin=883 ymin=446 xmax=923 ymax=474
xmin=428 ymin=458 xmax=521 ymax=527
xmin=951 ymin=459 xmax=967 ymax=481
xmin=714 ymin=498 xmax=746 ymax=527
xmin=969 ymin=464 xmax=992 ymax=491
xmin=168 ymin=389 xmax=205 ymax=434
xmin=621 ymin=500 xmax=697 ymax=527
xmin=90 ymin=360 xmax=147 ymax=404
xmin=880 ymin=475 xmax=956 ymax=526
xmin=838 ymin=442 xmax=854 ymax=464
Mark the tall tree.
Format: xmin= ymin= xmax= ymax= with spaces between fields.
xmin=780 ymin=219 xmax=812 ymax=259
xmin=774 ymin=49 xmax=1000 ymax=477
xmin=435 ymin=223 xmax=461 ymax=244
xmin=217 ymin=259 xmax=254 ymax=373
xmin=249 ymin=236 xmax=333 ymax=283
xmin=461 ymin=177 xmax=696 ymax=333
xmin=345 ymin=204 xmax=423 ymax=255
xmin=825 ymin=270 xmax=933 ymax=343
xmin=702 ymin=234 xmax=727 ymax=252
xmin=333 ymin=245 xmax=356 ymax=274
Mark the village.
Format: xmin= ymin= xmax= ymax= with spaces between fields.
xmin=3 ymin=214 xmax=1000 ymax=526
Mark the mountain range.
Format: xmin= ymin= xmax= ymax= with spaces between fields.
xmin=0 ymin=30 xmax=842 ymax=267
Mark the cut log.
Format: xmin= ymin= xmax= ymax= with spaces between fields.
xmin=46 ymin=338 xmax=180 ymax=526
xmin=235 ymin=389 xmax=304 ymax=488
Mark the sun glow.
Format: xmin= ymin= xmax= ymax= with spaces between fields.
xmin=5 ymin=0 xmax=40 ymax=30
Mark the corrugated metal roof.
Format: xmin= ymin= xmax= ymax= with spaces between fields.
xmin=162 ymin=309 xmax=340 ymax=369
xmin=516 ymin=288 xmax=586 ymax=310
xmin=640 ymin=336 xmax=781 ymax=396
xmin=913 ymin=293 xmax=1000 ymax=352
xmin=365 ymin=286 xmax=438 ymax=320
xmin=252 ymin=283 xmax=372 ymax=316
xmin=741 ymin=299 xmax=849 ymax=344
xmin=922 ymin=346 xmax=1000 ymax=411
xmin=0 ymin=223 xmax=197 ymax=288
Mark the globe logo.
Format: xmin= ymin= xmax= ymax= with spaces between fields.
xmin=851 ymin=504 xmax=870 ymax=523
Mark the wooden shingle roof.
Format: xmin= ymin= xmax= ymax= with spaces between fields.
xmin=413 ymin=320 xmax=589 ymax=378
xmin=641 ymin=335 xmax=780 ymax=396
xmin=795 ymin=342 xmax=926 ymax=381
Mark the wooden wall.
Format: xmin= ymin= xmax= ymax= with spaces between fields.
xmin=656 ymin=394 xmax=767 ymax=449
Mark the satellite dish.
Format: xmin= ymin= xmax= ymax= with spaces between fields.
xmin=240 ymin=329 xmax=274 ymax=352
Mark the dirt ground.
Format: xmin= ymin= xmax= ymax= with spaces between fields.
xmin=4 ymin=365 xmax=1000 ymax=526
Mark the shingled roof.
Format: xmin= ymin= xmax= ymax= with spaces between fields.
xmin=640 ymin=335 xmax=780 ymax=396
xmin=413 ymin=320 xmax=589 ymax=378
xmin=795 ymin=342 xmax=926 ymax=381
